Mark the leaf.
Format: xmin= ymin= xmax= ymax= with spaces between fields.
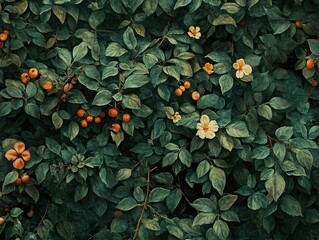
xmin=66 ymin=122 xmax=79 ymax=140
xmin=134 ymin=24 xmax=145 ymax=37
xmin=251 ymin=146 xmax=271 ymax=159
xmin=193 ymin=213 xmax=216 ymax=226
xmin=269 ymin=97 xmax=290 ymax=110
xmin=218 ymin=195 xmax=238 ymax=211
xmin=45 ymin=137 xmax=61 ymax=154
xmin=123 ymin=27 xmax=137 ymax=50
xmin=174 ymin=0 xmax=192 ymax=9
xmin=308 ymin=126 xmax=319 ymax=140
xmin=52 ymin=112 xmax=63 ymax=129
xmin=265 ymin=172 xmax=286 ymax=202
xmin=248 ymin=192 xmax=267 ymax=210
xmin=72 ymin=42 xmax=88 ymax=62
xmin=280 ymin=195 xmax=303 ymax=217
xmin=191 ymin=198 xmax=216 ymax=212
xmin=142 ymin=219 xmax=161 ymax=231
xmin=123 ymin=74 xmax=150 ymax=89
xmin=116 ymin=168 xmax=132 ymax=181
xmin=25 ymin=103 xmax=40 ymax=119
xmin=166 ymin=188 xmax=182 ymax=213
xmin=166 ymin=225 xmax=184 ymax=239
xmin=220 ymin=210 xmax=240 ymax=222
xmin=213 ymin=14 xmax=236 ymax=26
xmin=213 ymin=220 xmax=229 ymax=240
xmin=53 ymin=5 xmax=67 ymax=24
xmin=209 ymin=166 xmax=226 ymax=195
xmin=149 ymin=187 xmax=170 ymax=202
xmin=257 ymin=105 xmax=272 ymax=120
xmin=116 ymin=197 xmax=138 ymax=211
xmin=296 ymin=149 xmax=313 ymax=170
xmin=74 ymin=184 xmax=88 ymax=202
xmin=275 ymin=126 xmax=293 ymax=141
xmin=105 ymin=43 xmax=128 ymax=57
xmin=197 ymin=94 xmax=225 ymax=109
xmin=219 ymin=75 xmax=233 ymax=94
xmin=196 ymin=160 xmax=210 ymax=178
xmin=3 ymin=171 xmax=19 ymax=186
xmin=10 ymin=207 xmax=24 ymax=218
xmin=307 ymin=39 xmax=319 ymax=55
xmin=179 ymin=148 xmax=192 ymax=167
xmin=122 ymin=94 xmax=141 ymax=109
xmin=57 ymin=48 xmax=72 ymax=66
xmin=0 ymin=102 xmax=12 ymax=117
xmin=226 ymin=121 xmax=250 ymax=138
xmin=273 ymin=142 xmax=286 ymax=162
xmin=25 ymin=186 xmax=40 ymax=203
xmin=57 ymin=221 xmax=73 ymax=240
xmin=35 ymin=163 xmax=49 ymax=184
xmin=92 ymin=90 xmax=112 ymax=106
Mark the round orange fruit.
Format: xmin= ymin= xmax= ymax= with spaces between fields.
xmin=191 ymin=91 xmax=201 ymax=101
xmin=111 ymin=123 xmax=121 ymax=133
xmin=20 ymin=72 xmax=30 ymax=85
xmin=28 ymin=68 xmax=38 ymax=79
xmin=108 ymin=108 xmax=118 ymax=118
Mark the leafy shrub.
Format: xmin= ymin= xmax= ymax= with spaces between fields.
xmin=0 ymin=0 xmax=319 ymax=239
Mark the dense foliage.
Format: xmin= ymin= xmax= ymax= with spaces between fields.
xmin=1 ymin=0 xmax=319 ymax=239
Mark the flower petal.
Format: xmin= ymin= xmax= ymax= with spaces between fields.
xmin=205 ymin=130 xmax=216 ymax=139
xmin=243 ymin=64 xmax=252 ymax=75
xmin=196 ymin=129 xmax=206 ymax=139
xmin=209 ymin=121 xmax=219 ymax=132
xmin=189 ymin=26 xmax=195 ymax=32
xmin=233 ymin=62 xmax=239 ymax=70
xmin=200 ymin=115 xmax=210 ymax=124
xmin=195 ymin=32 xmax=201 ymax=39
xmin=188 ymin=32 xmax=195 ymax=38
xmin=236 ymin=70 xmax=244 ymax=78
xmin=195 ymin=26 xmax=200 ymax=32
xmin=196 ymin=123 xmax=203 ymax=130
xmin=237 ymin=58 xmax=245 ymax=67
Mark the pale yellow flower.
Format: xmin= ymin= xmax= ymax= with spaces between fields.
xmin=170 ymin=112 xmax=181 ymax=123
xmin=202 ymin=62 xmax=214 ymax=75
xmin=188 ymin=26 xmax=201 ymax=39
xmin=233 ymin=58 xmax=252 ymax=78
xmin=196 ymin=115 xmax=219 ymax=139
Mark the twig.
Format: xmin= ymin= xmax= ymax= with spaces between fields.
xmin=133 ymin=166 xmax=157 ymax=240
xmin=33 ymin=203 xmax=49 ymax=233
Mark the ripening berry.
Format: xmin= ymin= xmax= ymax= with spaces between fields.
xmin=179 ymin=85 xmax=186 ymax=92
xmin=77 ymin=109 xmax=86 ymax=118
xmin=42 ymin=81 xmax=53 ymax=92
xmin=14 ymin=177 xmax=22 ymax=186
xmin=111 ymin=123 xmax=121 ymax=133
xmin=20 ymin=72 xmax=30 ymax=85
xmin=295 ymin=21 xmax=302 ymax=28
xmin=86 ymin=115 xmax=93 ymax=122
xmin=191 ymin=91 xmax=201 ymax=101
xmin=80 ymin=119 xmax=88 ymax=128
xmin=175 ymin=88 xmax=183 ymax=96
xmin=3 ymin=30 xmax=9 ymax=36
xmin=108 ymin=108 xmax=118 ymax=118
xmin=312 ymin=79 xmax=318 ymax=87
xmin=0 ymin=41 xmax=4 ymax=49
xmin=122 ymin=113 xmax=131 ymax=122
xmin=0 ymin=217 xmax=5 ymax=225
xmin=99 ymin=111 xmax=106 ymax=118
xmin=94 ymin=116 xmax=102 ymax=123
xmin=28 ymin=68 xmax=38 ymax=79
xmin=26 ymin=209 xmax=33 ymax=218
xmin=113 ymin=210 xmax=124 ymax=218
xmin=63 ymin=83 xmax=73 ymax=92
xmin=0 ymin=33 xmax=8 ymax=41
xmin=21 ymin=174 xmax=30 ymax=183
xmin=306 ymin=59 xmax=315 ymax=70
xmin=183 ymin=80 xmax=191 ymax=89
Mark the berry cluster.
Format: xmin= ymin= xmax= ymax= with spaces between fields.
xmin=0 ymin=29 xmax=9 ymax=49
xmin=175 ymin=80 xmax=191 ymax=96
xmin=77 ymin=109 xmax=105 ymax=128
xmin=20 ymin=68 xmax=39 ymax=85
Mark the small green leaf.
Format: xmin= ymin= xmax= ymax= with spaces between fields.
xmin=193 ymin=213 xmax=216 ymax=226
xmin=72 ymin=42 xmax=88 ymax=62
xmin=269 ymin=97 xmax=290 ymax=110
xmin=142 ymin=219 xmax=161 ymax=231
xmin=218 ymin=194 xmax=238 ymax=211
xmin=226 ymin=121 xmax=250 ymax=138
xmin=280 ymin=195 xmax=303 ymax=217
xmin=275 ymin=126 xmax=293 ymax=141
xmin=25 ymin=103 xmax=40 ymax=119
xmin=116 ymin=168 xmax=132 ymax=181
xmin=74 ymin=184 xmax=88 ymax=202
xmin=213 ymin=220 xmax=229 ymax=240
xmin=123 ymin=27 xmax=137 ymax=50
xmin=149 ymin=187 xmax=170 ymax=202
xmin=105 ymin=42 xmax=128 ymax=57
xmin=116 ymin=197 xmax=138 ymax=211
xmin=209 ymin=166 xmax=226 ymax=195
xmin=92 ymin=90 xmax=112 ymax=106
xmin=265 ymin=172 xmax=285 ymax=202
xmin=3 ymin=171 xmax=19 ymax=186
xmin=123 ymin=74 xmax=150 ymax=89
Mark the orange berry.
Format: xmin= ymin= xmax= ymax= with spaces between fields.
xmin=108 ymin=108 xmax=118 ymax=118
xmin=63 ymin=83 xmax=73 ymax=92
xmin=191 ymin=91 xmax=201 ymax=101
xmin=0 ymin=41 xmax=4 ymax=49
xmin=183 ymin=80 xmax=191 ymax=89
xmin=0 ymin=33 xmax=8 ymax=41
xmin=114 ymin=210 xmax=124 ymax=218
xmin=5 ymin=149 xmax=18 ymax=161
xmin=295 ymin=20 xmax=302 ymax=28
xmin=122 ymin=113 xmax=131 ymax=122
xmin=0 ymin=217 xmax=5 ymax=225
xmin=306 ymin=59 xmax=315 ymax=70
xmin=14 ymin=177 xmax=22 ymax=186
xmin=111 ymin=123 xmax=121 ymax=133
xmin=28 ymin=68 xmax=38 ymax=79
xmin=26 ymin=209 xmax=33 ymax=218
xmin=99 ymin=111 xmax=106 ymax=118
xmin=77 ymin=109 xmax=86 ymax=118
xmin=71 ymin=76 xmax=78 ymax=84
xmin=175 ymin=88 xmax=183 ymax=96
xmin=20 ymin=72 xmax=30 ymax=85
xmin=80 ymin=119 xmax=88 ymax=128
xmin=13 ymin=158 xmax=25 ymax=170
xmin=42 ymin=81 xmax=53 ymax=92
xmin=179 ymin=85 xmax=186 ymax=92
xmin=94 ymin=116 xmax=102 ymax=123
xmin=21 ymin=174 xmax=30 ymax=183
xmin=86 ymin=115 xmax=93 ymax=122
xmin=21 ymin=150 xmax=31 ymax=162
xmin=14 ymin=142 xmax=25 ymax=154
xmin=312 ymin=79 xmax=318 ymax=87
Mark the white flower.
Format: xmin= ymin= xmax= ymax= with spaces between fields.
xmin=196 ymin=115 xmax=219 ymax=139
xmin=188 ymin=26 xmax=201 ymax=39
xmin=233 ymin=58 xmax=252 ymax=78
xmin=171 ymin=112 xmax=181 ymax=123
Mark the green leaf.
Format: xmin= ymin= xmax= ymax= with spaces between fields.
xmin=66 ymin=122 xmax=79 ymax=140
xmin=248 ymin=192 xmax=267 ymax=210
xmin=219 ymin=75 xmax=233 ymax=94
xmin=25 ymin=186 xmax=40 ymax=203
xmin=226 ymin=121 xmax=250 ymax=138
xmin=116 ymin=168 xmax=132 ymax=181
xmin=52 ymin=112 xmax=63 ymax=129
xmin=191 ymin=198 xmax=216 ymax=212
xmin=251 ymin=146 xmax=271 ymax=159
xmin=122 ymin=94 xmax=141 ymax=109
xmin=142 ymin=219 xmax=161 ymax=231
xmin=280 ymin=195 xmax=303 ymax=217
xmin=221 ymin=3 xmax=241 ymax=14
xmin=149 ymin=187 xmax=170 ymax=202
xmin=296 ymin=149 xmax=313 ymax=170
xmin=273 ymin=142 xmax=286 ymax=162
xmin=197 ymin=94 xmax=225 ymax=109
xmin=74 ymin=184 xmax=88 ymax=202
xmin=92 ymin=90 xmax=112 ymax=106
xmin=10 ymin=207 xmax=24 ymax=218
xmin=196 ymin=160 xmax=210 ymax=178
xmin=6 ymin=87 xmax=23 ymax=98
xmin=72 ymin=42 xmax=88 ymax=62
xmin=89 ymin=11 xmax=105 ymax=29
xmin=166 ymin=188 xmax=182 ymax=213
xmin=123 ymin=74 xmax=150 ymax=89
xmin=275 ymin=126 xmax=293 ymax=141
xmin=35 ymin=163 xmax=49 ymax=184
xmin=218 ymin=194 xmax=238 ymax=211
xmin=307 ymin=39 xmax=319 ymax=55
xmin=193 ymin=213 xmax=216 ymax=226
xmin=257 ymin=105 xmax=272 ymax=120
xmin=209 ymin=166 xmax=226 ymax=195
xmin=26 ymin=82 xmax=37 ymax=98
xmin=213 ymin=220 xmax=229 ymax=240
xmin=268 ymin=97 xmax=290 ymax=110
xmin=111 ymin=131 xmax=124 ymax=147
xmin=57 ymin=48 xmax=72 ymax=66
xmin=174 ymin=0 xmax=192 ymax=9
xmin=309 ymin=126 xmax=319 ymax=140
xmin=0 ymin=102 xmax=12 ymax=117
xmin=220 ymin=210 xmax=240 ymax=222
xmin=166 ymin=225 xmax=184 ymax=239
xmin=45 ymin=137 xmax=61 ymax=154
xmin=163 ymin=65 xmax=180 ymax=80
xmin=265 ymin=172 xmax=285 ymax=202
xmin=213 ymin=14 xmax=236 ymax=26
xmin=105 ymin=43 xmax=128 ymax=57
xmin=57 ymin=221 xmax=73 ymax=240
xmin=68 ymin=89 xmax=87 ymax=104
xmin=116 ymin=197 xmax=138 ymax=211
xmin=53 ymin=5 xmax=67 ymax=24
xmin=3 ymin=171 xmax=19 ymax=186
xmin=25 ymin=103 xmax=40 ymax=119
xmin=123 ymin=27 xmax=137 ymax=50
xmin=179 ymin=148 xmax=192 ymax=167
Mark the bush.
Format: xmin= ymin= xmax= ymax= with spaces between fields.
xmin=1 ymin=0 xmax=319 ymax=239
